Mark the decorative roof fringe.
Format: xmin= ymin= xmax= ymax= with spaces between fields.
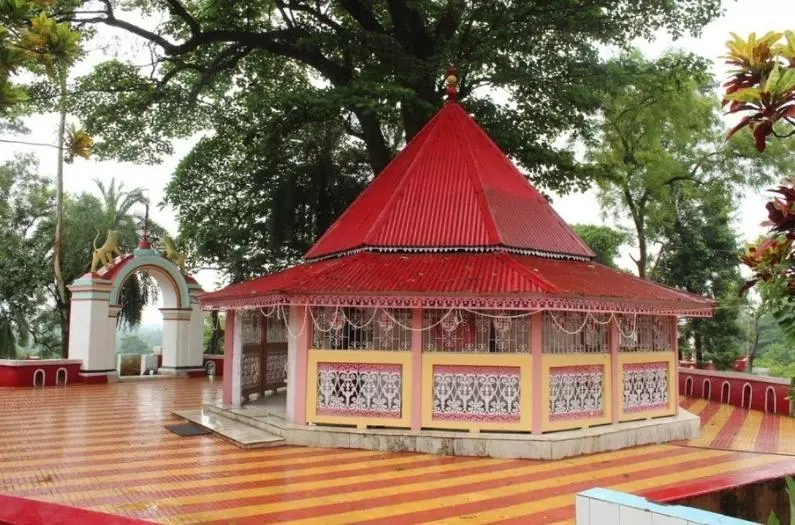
xmin=305 ymin=244 xmax=592 ymax=263
xmin=201 ymin=293 xmax=713 ymax=318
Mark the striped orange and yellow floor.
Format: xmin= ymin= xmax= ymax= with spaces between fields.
xmin=1 ymin=379 xmax=794 ymax=524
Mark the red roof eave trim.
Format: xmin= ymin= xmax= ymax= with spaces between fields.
xmin=200 ymin=291 xmax=713 ymax=318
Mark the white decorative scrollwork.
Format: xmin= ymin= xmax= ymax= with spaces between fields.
xmin=241 ymin=351 xmax=261 ymax=391
xmin=619 ymin=315 xmax=672 ymax=352
xmin=548 ymin=365 xmax=604 ymax=420
xmin=423 ymin=310 xmax=530 ymax=353
xmin=316 ymin=363 xmax=402 ymax=417
xmin=623 ymin=362 xmax=669 ymax=412
xmin=265 ymin=349 xmax=287 ymax=385
xmin=432 ymin=366 xmax=521 ymax=422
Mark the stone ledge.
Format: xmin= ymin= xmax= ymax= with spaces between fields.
xmin=202 ymin=404 xmax=700 ymax=460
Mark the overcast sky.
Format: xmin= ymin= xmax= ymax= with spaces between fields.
xmin=1 ymin=0 xmax=792 ymax=324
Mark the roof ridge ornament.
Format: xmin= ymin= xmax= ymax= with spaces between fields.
xmin=445 ymin=65 xmax=458 ymax=102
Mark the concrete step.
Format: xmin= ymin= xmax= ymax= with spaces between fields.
xmin=204 ymin=404 xmax=286 ymax=437
xmin=172 ymin=409 xmax=285 ymax=449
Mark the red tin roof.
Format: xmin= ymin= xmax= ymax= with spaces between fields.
xmin=304 ymin=102 xmax=595 ymax=260
xmin=200 ymin=252 xmax=713 ymax=316
xmin=201 ymin=96 xmax=714 ymax=317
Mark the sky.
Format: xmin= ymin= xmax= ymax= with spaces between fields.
xmin=1 ymin=0 xmax=793 ymax=324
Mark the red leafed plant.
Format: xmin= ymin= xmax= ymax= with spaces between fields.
xmin=723 ymin=31 xmax=795 ymax=151
xmin=741 ymin=179 xmax=795 ymax=295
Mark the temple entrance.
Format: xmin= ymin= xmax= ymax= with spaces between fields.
xmin=239 ymin=310 xmax=288 ymax=416
xmin=67 ymin=246 xmax=205 ymax=382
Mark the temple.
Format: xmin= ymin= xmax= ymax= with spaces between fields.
xmin=200 ymin=72 xmax=713 ymax=452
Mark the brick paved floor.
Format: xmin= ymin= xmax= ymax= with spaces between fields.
xmin=1 ymin=378 xmax=793 ymax=524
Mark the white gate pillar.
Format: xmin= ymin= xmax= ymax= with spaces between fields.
xmin=159 ymin=308 xmax=197 ymax=375
xmin=67 ymin=275 xmax=118 ymax=383
xmin=187 ymin=283 xmax=206 ymax=372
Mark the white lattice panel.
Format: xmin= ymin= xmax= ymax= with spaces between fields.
xmin=548 ymin=365 xmax=605 ymax=420
xmin=432 ymin=365 xmax=521 ymax=422
xmin=316 ymin=363 xmax=402 ymax=417
xmin=241 ymin=351 xmax=261 ymax=391
xmin=622 ymin=362 xmax=669 ymax=412
xmin=265 ymin=349 xmax=287 ymax=385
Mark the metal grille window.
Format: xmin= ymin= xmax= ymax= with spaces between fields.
xmin=240 ymin=310 xmax=262 ymax=345
xmin=543 ymin=311 xmax=608 ymax=354
xmin=311 ymin=307 xmax=411 ymax=351
xmin=619 ymin=315 xmax=672 ymax=352
xmin=266 ymin=312 xmax=288 ymax=343
xmin=422 ymin=310 xmax=530 ymax=353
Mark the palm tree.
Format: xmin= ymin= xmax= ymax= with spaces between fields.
xmin=93 ymin=178 xmax=168 ymax=330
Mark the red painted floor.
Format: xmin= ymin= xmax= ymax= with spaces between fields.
xmin=0 ymin=380 xmax=792 ymax=524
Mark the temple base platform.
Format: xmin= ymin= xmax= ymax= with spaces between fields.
xmin=179 ymin=400 xmax=700 ymax=460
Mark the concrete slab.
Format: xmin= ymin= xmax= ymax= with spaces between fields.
xmin=203 ymin=404 xmax=700 ymax=459
xmin=173 ymin=409 xmax=285 ymax=449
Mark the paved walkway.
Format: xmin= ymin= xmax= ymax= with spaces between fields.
xmin=1 ymin=379 xmax=794 ymax=524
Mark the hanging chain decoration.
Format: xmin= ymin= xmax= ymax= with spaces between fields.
xmin=230 ymin=305 xmax=662 ymax=347
xmin=547 ymin=311 xmax=638 ymax=339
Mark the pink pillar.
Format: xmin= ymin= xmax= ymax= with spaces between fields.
xmin=672 ymin=316 xmax=679 ymax=412
xmin=222 ymin=310 xmax=235 ymax=406
xmin=411 ymin=308 xmax=423 ymax=431
xmin=292 ymin=306 xmax=310 ymax=425
xmin=531 ymin=311 xmax=543 ymax=434
xmin=610 ymin=316 xmax=620 ymax=424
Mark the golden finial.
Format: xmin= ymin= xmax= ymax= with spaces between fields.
xmin=446 ymin=65 xmax=458 ymax=102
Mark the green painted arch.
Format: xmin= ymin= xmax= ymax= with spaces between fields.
xmin=107 ymin=249 xmax=191 ymax=309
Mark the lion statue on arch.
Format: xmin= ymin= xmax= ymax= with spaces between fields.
xmin=91 ymin=230 xmax=122 ymax=272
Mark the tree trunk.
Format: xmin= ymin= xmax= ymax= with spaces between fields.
xmin=694 ymin=329 xmax=703 ymax=367
xmin=354 ymin=108 xmax=392 ymax=174
xmin=401 ymin=80 xmax=438 ymax=141
xmin=636 ymin=232 xmax=647 ymax=279
xmin=53 ymin=70 xmax=69 ymax=358
xmin=206 ymin=311 xmax=223 ymax=354
xmin=748 ymin=310 xmax=762 ymax=373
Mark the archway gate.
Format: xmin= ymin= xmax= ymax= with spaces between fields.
xmin=67 ymin=246 xmax=205 ymax=382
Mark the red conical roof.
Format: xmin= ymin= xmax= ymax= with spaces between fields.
xmin=305 ymin=102 xmax=595 ymax=260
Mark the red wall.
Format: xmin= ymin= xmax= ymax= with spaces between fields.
xmin=0 ymin=494 xmax=149 ymax=525
xmin=203 ymin=355 xmax=224 ymax=376
xmin=0 ymin=362 xmax=81 ymax=387
xmin=679 ymin=368 xmax=790 ymax=415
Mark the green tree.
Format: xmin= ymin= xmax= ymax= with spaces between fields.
xmin=203 ymin=312 xmax=224 ymax=355
xmin=0 ymin=1 xmax=82 ymax=118
xmin=65 ymin=0 xmax=722 ymax=192
xmin=36 ymin=179 xmax=164 ymax=354
xmin=655 ymin=189 xmax=745 ymax=368
xmin=571 ymin=224 xmax=628 ymax=268
xmin=166 ymin=99 xmax=371 ymax=280
xmin=0 ymin=155 xmax=53 ymax=357
xmin=119 ymin=333 xmax=151 ymax=354
xmin=589 ymin=51 xmax=795 ymax=279
xmin=1 ymin=1 xmax=92 ymax=324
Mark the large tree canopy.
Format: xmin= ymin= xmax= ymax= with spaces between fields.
xmin=66 ymin=0 xmax=723 ymax=192
xmin=589 ymin=51 xmax=795 ymax=279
